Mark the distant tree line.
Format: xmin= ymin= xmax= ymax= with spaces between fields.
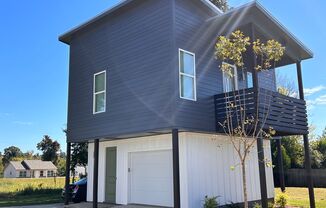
xmin=271 ymin=127 xmax=326 ymax=171
xmin=0 ymin=134 xmax=87 ymax=178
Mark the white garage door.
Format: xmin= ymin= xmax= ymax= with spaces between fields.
xmin=129 ymin=150 xmax=173 ymax=207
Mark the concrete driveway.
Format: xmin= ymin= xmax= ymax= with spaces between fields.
xmin=2 ymin=203 xmax=161 ymax=208
xmin=2 ymin=204 xmax=64 ymax=208
xmin=66 ymin=203 xmax=163 ymax=208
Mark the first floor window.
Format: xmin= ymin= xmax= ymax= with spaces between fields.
xmin=19 ymin=171 xmax=26 ymax=177
xmin=47 ymin=170 xmax=54 ymax=177
xmin=40 ymin=170 xmax=44 ymax=177
xmin=179 ymin=49 xmax=196 ymax=101
xmin=93 ymin=71 xmax=106 ymax=114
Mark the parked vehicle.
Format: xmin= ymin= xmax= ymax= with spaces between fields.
xmin=62 ymin=178 xmax=87 ymax=203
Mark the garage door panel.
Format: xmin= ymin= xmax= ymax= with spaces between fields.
xmin=129 ymin=150 xmax=173 ymax=207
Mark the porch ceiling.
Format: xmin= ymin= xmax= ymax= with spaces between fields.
xmin=207 ymin=1 xmax=313 ymax=67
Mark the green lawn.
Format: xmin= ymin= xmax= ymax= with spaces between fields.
xmin=1 ymin=178 xmax=325 ymax=208
xmin=275 ymin=187 xmax=326 ymax=208
xmin=0 ymin=177 xmax=65 ymax=207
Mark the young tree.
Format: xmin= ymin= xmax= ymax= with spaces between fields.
xmin=210 ymin=0 xmax=229 ymax=12
xmin=215 ymin=30 xmax=285 ymax=208
xmin=2 ymin=146 xmax=23 ymax=165
xmin=36 ymin=135 xmax=61 ymax=165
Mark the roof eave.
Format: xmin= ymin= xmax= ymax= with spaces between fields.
xmin=58 ymin=0 xmax=223 ymax=45
xmin=253 ymin=1 xmax=313 ymax=59
xmin=207 ymin=1 xmax=313 ymax=60
xmin=58 ymin=0 xmax=134 ymax=45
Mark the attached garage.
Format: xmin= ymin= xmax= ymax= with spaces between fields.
xmin=128 ymin=150 xmax=173 ymax=207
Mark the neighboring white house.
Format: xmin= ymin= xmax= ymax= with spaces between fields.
xmin=3 ymin=160 xmax=57 ymax=178
xmin=71 ymin=165 xmax=87 ymax=177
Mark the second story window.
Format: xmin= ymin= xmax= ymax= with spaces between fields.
xmin=93 ymin=71 xmax=106 ymax=114
xmin=222 ymin=62 xmax=238 ymax=93
xmin=179 ymin=49 xmax=196 ymax=101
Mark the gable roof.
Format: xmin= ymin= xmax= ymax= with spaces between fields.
xmin=59 ymin=0 xmax=222 ymax=44
xmin=207 ymin=1 xmax=313 ymax=63
xmin=8 ymin=161 xmax=26 ymax=170
xmin=22 ymin=160 xmax=57 ymax=170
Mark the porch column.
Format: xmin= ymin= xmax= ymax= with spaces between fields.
xmin=276 ymin=138 xmax=286 ymax=192
xmin=172 ymin=129 xmax=180 ymax=208
xmin=64 ymin=142 xmax=71 ymax=205
xmin=251 ymin=24 xmax=268 ymax=208
xmin=296 ymin=61 xmax=315 ymax=208
xmin=93 ymin=139 xmax=99 ymax=208
xmin=257 ymin=137 xmax=268 ymax=208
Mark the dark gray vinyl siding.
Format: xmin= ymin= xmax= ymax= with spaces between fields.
xmin=172 ymin=0 xmax=277 ymax=132
xmin=66 ymin=0 xmax=277 ymax=141
xmin=67 ymin=0 xmax=175 ymax=142
xmin=173 ymin=0 xmax=220 ymax=132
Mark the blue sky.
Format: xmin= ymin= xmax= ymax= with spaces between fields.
xmin=0 ymin=0 xmax=325 ymax=153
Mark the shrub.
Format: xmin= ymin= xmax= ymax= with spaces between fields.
xmin=268 ymin=201 xmax=275 ymax=208
xmin=225 ymin=202 xmax=241 ymax=208
xmin=253 ymin=202 xmax=261 ymax=208
xmin=204 ymin=195 xmax=219 ymax=208
xmin=275 ymin=192 xmax=288 ymax=208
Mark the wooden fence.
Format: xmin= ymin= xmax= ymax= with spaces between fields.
xmin=274 ymin=169 xmax=326 ymax=188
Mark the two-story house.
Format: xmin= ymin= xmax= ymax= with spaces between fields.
xmin=59 ymin=0 xmax=313 ymax=207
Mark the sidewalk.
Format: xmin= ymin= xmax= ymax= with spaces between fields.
xmin=2 ymin=203 xmax=64 ymax=208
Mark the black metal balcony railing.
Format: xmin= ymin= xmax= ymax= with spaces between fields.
xmin=214 ymin=88 xmax=308 ymax=136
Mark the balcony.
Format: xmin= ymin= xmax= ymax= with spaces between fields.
xmin=214 ymin=88 xmax=308 ymax=136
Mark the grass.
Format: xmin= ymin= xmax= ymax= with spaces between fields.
xmin=0 ymin=178 xmax=325 ymax=207
xmin=275 ymin=187 xmax=326 ymax=208
xmin=0 ymin=177 xmax=65 ymax=207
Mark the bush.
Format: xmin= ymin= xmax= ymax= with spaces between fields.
xmin=253 ymin=202 xmax=261 ymax=208
xmin=203 ymin=195 xmax=219 ymax=208
xmin=268 ymin=201 xmax=275 ymax=208
xmin=275 ymin=192 xmax=288 ymax=208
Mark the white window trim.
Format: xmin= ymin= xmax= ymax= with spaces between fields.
xmin=179 ymin=48 xmax=197 ymax=101
xmin=222 ymin=62 xmax=239 ymax=93
xmin=93 ymin=70 xmax=107 ymax=114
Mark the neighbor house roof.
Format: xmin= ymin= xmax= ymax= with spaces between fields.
xmin=59 ymin=0 xmax=222 ymax=44
xmin=8 ymin=161 xmax=26 ymax=170
xmin=22 ymin=160 xmax=57 ymax=170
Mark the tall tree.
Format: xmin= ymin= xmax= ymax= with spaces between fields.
xmin=71 ymin=143 xmax=88 ymax=181
xmin=0 ymin=152 xmax=3 ymax=177
xmin=36 ymin=135 xmax=61 ymax=165
xmin=2 ymin=146 xmax=23 ymax=165
xmin=210 ymin=0 xmax=229 ymax=12
xmin=311 ymin=127 xmax=326 ymax=168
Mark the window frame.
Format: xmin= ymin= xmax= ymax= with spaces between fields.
xmin=179 ymin=48 xmax=197 ymax=101
xmin=47 ymin=170 xmax=54 ymax=177
xmin=19 ymin=171 xmax=26 ymax=178
xmin=93 ymin=70 xmax=107 ymax=114
xmin=222 ymin=62 xmax=239 ymax=93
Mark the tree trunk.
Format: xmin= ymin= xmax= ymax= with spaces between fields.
xmin=242 ymin=161 xmax=249 ymax=208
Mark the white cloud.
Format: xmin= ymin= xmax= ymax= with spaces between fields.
xmin=306 ymin=94 xmax=326 ymax=110
xmin=13 ymin=121 xmax=33 ymax=126
xmin=315 ymin=95 xmax=326 ymax=105
xmin=304 ymin=85 xmax=326 ymax=96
